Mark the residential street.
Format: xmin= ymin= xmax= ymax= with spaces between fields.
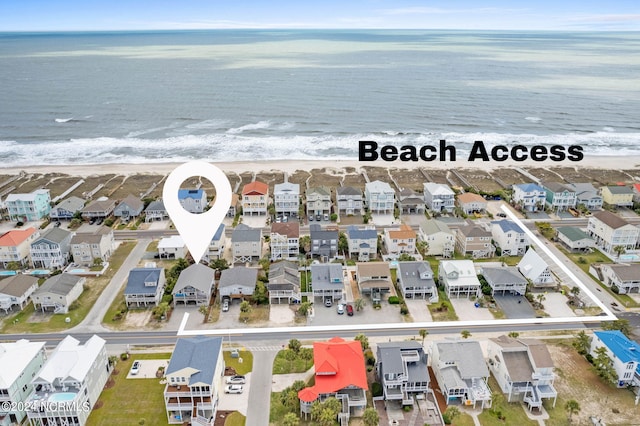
xmin=245 ymin=350 xmax=278 ymax=426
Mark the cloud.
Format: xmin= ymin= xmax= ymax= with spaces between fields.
xmin=379 ymin=6 xmax=528 ymax=16
xmin=567 ymin=14 xmax=640 ymax=23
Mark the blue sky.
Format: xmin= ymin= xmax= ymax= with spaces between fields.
xmin=1 ymin=0 xmax=639 ymax=31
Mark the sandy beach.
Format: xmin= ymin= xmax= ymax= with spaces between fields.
xmin=1 ymin=156 xmax=639 ymax=177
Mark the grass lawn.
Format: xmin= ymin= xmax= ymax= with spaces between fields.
xmin=146 ymin=240 xmax=159 ymax=252
xmin=223 ymin=350 xmax=254 ymax=375
xmin=453 ymin=412 xmax=476 ymax=426
xmin=428 ymin=290 xmax=459 ymax=321
xmin=272 ymin=349 xmax=314 ymax=374
xmin=300 ymin=270 xmax=310 ymax=293
xmin=87 ymin=353 xmax=171 ymax=426
xmin=1 ymin=242 xmax=135 ymax=333
xmin=239 ymin=304 xmax=270 ymax=324
xmin=477 ymin=377 xmax=538 ymax=426
xmin=224 ymin=412 xmax=246 ymax=426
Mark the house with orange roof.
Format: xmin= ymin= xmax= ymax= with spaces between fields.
xmin=383 ymin=224 xmax=417 ymax=259
xmin=0 ymin=227 xmax=39 ymax=269
xmin=298 ymin=337 xmax=368 ymax=423
xmin=456 ymin=192 xmax=488 ymax=215
xmin=242 ymin=180 xmax=269 ymax=216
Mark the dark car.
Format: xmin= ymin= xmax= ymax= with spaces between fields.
xmin=346 ymin=304 xmax=354 ymax=316
xmin=53 ymin=221 xmax=61 ymax=227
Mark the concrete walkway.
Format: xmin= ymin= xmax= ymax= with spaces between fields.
xmin=245 ymin=350 xmax=278 ymax=426
xmin=72 ymin=239 xmax=150 ymax=333
xmin=271 ymin=366 xmax=315 ymax=392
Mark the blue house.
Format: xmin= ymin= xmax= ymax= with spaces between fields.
xmin=124 ymin=267 xmax=166 ymax=307
xmin=512 ymin=183 xmax=546 ymax=212
xmin=590 ymin=330 xmax=640 ymax=388
xmin=178 ymin=189 xmax=207 ymax=214
xmin=6 ymin=189 xmax=51 ymax=222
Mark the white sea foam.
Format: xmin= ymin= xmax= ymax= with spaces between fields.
xmin=55 ymin=118 xmax=73 ymax=123
xmin=524 ymin=116 xmax=542 ymax=123
xmin=226 ymin=120 xmax=272 ymax=134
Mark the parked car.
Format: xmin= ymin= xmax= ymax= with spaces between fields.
xmin=346 ymin=304 xmax=354 ymax=316
xmin=323 ymin=214 xmax=329 ymax=221
xmin=222 ymin=300 xmax=229 ymax=312
xmin=53 ymin=221 xmax=61 ymax=227
xmin=324 ymin=298 xmax=332 ymax=307
xmin=497 ymin=212 xmax=507 ymax=218
xmin=309 ymin=215 xmax=314 ymax=221
xmin=316 ymin=214 xmax=322 ymax=221
xmin=130 ymin=361 xmax=140 ymax=375
xmin=89 ymin=218 xmax=96 ymax=225
xmin=225 ymin=375 xmax=246 ymax=385
xmin=225 ymin=385 xmax=244 ymax=394
xmin=336 ymin=303 xmax=345 ymax=315
xmin=95 ymin=218 xmax=103 ymax=225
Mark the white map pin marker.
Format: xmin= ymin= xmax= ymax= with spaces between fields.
xmin=163 ymin=161 xmax=232 ymax=264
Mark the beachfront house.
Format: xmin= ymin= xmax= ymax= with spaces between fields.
xmin=423 ymin=182 xmax=455 ymax=213
xmin=207 ymin=224 xmax=226 ymax=261
xmin=383 ymin=224 xmax=417 ymax=259
xmin=356 ymin=262 xmax=392 ymax=301
xmin=0 ymin=339 xmax=46 ymax=426
xmin=80 ymin=197 xmax=116 ymax=220
xmin=455 ymin=222 xmax=494 ymax=259
xmin=456 ymin=192 xmax=487 ymax=215
xmin=430 ymin=340 xmax=492 ymax=409
xmin=481 ymin=266 xmax=528 ymax=296
xmin=396 ymin=261 xmax=438 ymax=302
xmin=298 ymin=337 xmax=368 ymax=423
xmin=306 ymin=186 xmax=332 ymax=219
xmin=50 ymin=196 xmax=85 ymax=221
xmin=172 ymin=263 xmax=215 ymax=306
xmin=178 ymin=189 xmax=207 ymax=214
xmin=25 ymin=335 xmax=110 ymax=426
xmin=438 ymin=260 xmax=481 ymax=298
xmin=242 ymin=181 xmax=268 ymax=216
xmin=0 ymin=274 xmax=39 ymax=314
xmin=218 ymin=267 xmax=258 ymax=300
xmin=364 ymin=180 xmax=395 ymax=214
xmin=418 ymin=218 xmax=455 ymax=257
xmin=310 ymin=224 xmax=338 ymax=261
xmin=113 ymin=194 xmax=144 ymax=222
xmin=346 ymin=226 xmax=378 ymax=261
xmin=29 ymin=227 xmax=73 ymax=269
xmin=124 ymin=267 xmax=166 ymax=308
xmin=590 ymin=330 xmax=640 ymax=388
xmin=556 ymin=227 xmax=595 ymax=252
xmin=69 ymin=226 xmax=115 ymax=266
xmin=512 ymin=183 xmax=546 ymax=212
xmin=336 ymin=186 xmax=363 ymax=216
xmin=376 ymin=341 xmax=430 ymax=406
xmin=145 ymin=199 xmax=169 ymax=222
xmin=517 ymin=249 xmax=555 ymax=288
xmin=310 ymin=263 xmax=344 ymax=303
xmin=541 ymin=182 xmax=576 ymax=212
xmin=268 ymin=260 xmax=301 ymax=304
xmin=599 ymin=263 xmax=640 ymax=294
xmin=231 ymin=224 xmax=262 ymax=264
xmin=6 ymin=189 xmax=51 ymax=222
xmin=587 ymin=210 xmax=640 ymax=256
xmin=491 ymin=220 xmax=529 ymax=256
xmin=568 ymin=183 xmax=603 ymax=211
xmin=486 ymin=335 xmax=557 ymax=411
xmin=0 ymin=227 xmax=39 ymax=269
xmin=158 ymin=235 xmax=186 ymax=259
xmin=274 ymin=181 xmax=300 ymax=218
xmin=32 ymin=273 xmax=85 ymax=314
xmin=270 ymin=222 xmax=299 ymax=261
xmin=601 ymin=185 xmax=634 ymax=208
xmin=164 ymin=336 xmax=224 ymax=426
xmin=398 ymin=188 xmax=425 ymax=214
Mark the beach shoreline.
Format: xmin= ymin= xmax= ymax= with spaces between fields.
xmin=1 ymin=156 xmax=639 ymax=177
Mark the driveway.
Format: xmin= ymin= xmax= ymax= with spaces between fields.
xmin=308 ymin=298 xmax=406 ymax=326
xmin=404 ymin=299 xmax=433 ymax=322
xmin=218 ymin=372 xmax=252 ymax=415
xmin=543 ymin=292 xmax=576 ymax=317
xmin=245 ymin=350 xmax=277 ymax=426
xmin=494 ymin=295 xmax=536 ymax=319
xmin=449 ymin=298 xmax=494 ymax=321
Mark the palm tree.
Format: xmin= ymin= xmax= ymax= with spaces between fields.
xmin=536 ymin=293 xmax=546 ymax=307
xmin=282 ymin=412 xmax=299 ymax=426
xmin=508 ymin=331 xmax=520 ymax=339
xmin=354 ymin=297 xmax=366 ymax=312
xmin=613 ymin=245 xmax=626 ymax=259
xmin=565 ymin=399 xmax=580 ymax=423
xmin=297 ymin=301 xmax=312 ymax=317
xmin=198 ymin=305 xmax=209 ymax=322
xmin=570 ymin=286 xmax=581 ymax=298
xmin=461 ymin=330 xmax=471 ymax=339
xmin=419 ymin=329 xmax=428 ymax=344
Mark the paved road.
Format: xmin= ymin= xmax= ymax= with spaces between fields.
xmin=72 ymin=239 xmax=150 ymax=333
xmin=245 ymin=350 xmax=278 ymax=426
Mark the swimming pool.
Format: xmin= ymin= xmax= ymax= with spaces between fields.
xmin=30 ymin=270 xmax=50 ymax=275
xmin=70 ymin=269 xmax=86 ymax=273
xmin=0 ymin=271 xmax=17 ymax=276
xmin=619 ymin=254 xmax=640 ymax=262
xmin=48 ymin=392 xmax=77 ymax=403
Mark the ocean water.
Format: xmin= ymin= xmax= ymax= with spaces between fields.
xmin=0 ymin=29 xmax=639 ymax=166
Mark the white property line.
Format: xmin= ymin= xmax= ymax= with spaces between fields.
xmin=177 ymin=206 xmax=616 ymax=338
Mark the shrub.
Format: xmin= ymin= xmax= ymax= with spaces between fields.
xmin=400 ymin=304 xmax=409 ymax=315
xmin=104 ymin=218 xmax=114 ymax=227
xmin=120 ymin=353 xmax=129 ymax=361
xmin=442 ymin=413 xmax=451 ymax=424
xmin=16 ymin=221 xmax=24 ymax=227
xmin=371 ymin=382 xmax=383 ymax=397
xmin=403 ymin=405 xmax=412 ymax=412
xmin=585 ymin=353 xmax=594 ymax=364
xmin=388 ymin=296 xmax=400 ymax=305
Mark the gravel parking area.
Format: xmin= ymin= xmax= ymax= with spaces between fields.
xmin=449 ymin=298 xmax=494 ymax=321
xmin=126 ymin=359 xmax=169 ymax=379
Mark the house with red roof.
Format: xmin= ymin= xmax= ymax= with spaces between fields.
xmin=242 ymin=180 xmax=269 ymax=216
xmin=298 ymin=337 xmax=368 ymax=422
xmin=0 ymin=227 xmax=39 ymax=269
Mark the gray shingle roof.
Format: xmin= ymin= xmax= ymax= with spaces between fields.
xmin=173 ymin=264 xmax=215 ymax=294
xmin=54 ymin=196 xmax=85 ymax=213
xmin=36 ymin=273 xmax=83 ymax=296
xmin=166 ymin=336 xmax=223 ymax=386
xmin=593 ymin=210 xmax=631 ymax=229
xmin=420 ymin=219 xmax=452 ymax=236
xmin=219 ymin=267 xmax=258 ymax=288
xmin=435 ymin=341 xmax=488 ymax=379
xmin=605 ymin=185 xmax=633 ymax=195
xmin=32 ymin=227 xmax=72 ymax=245
xmin=0 ymin=274 xmax=38 ymax=297
xmin=482 ymin=267 xmax=527 ymax=286
xmin=337 ymin=186 xmax=361 ymax=196
xmin=376 ymin=341 xmax=428 ymax=382
xmin=347 ymin=226 xmax=377 ymax=240
xmin=397 ymin=261 xmax=435 ymax=290
xmin=124 ymin=268 xmax=163 ymax=295
xmin=145 ymin=200 xmax=166 ymax=212
xmin=232 ymin=224 xmax=261 ymax=243
xmin=542 ymin=181 xmax=574 ymax=193
xmin=310 ymin=263 xmax=343 ymax=290
xmin=491 ymin=220 xmax=524 ymax=234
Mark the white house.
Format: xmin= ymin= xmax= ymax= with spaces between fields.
xmin=423 ymin=183 xmax=455 ymax=213
xmin=482 ymin=266 xmax=528 ymax=296
xmin=158 ymin=235 xmax=186 ymax=259
xmin=383 ymin=225 xmax=417 ymax=259
xmin=29 ymin=227 xmax=73 ymax=269
xmin=418 ymin=219 xmax=455 ymax=257
xmin=599 ymin=263 xmax=640 ymax=294
xmin=218 ymin=267 xmax=258 ymax=299
xmin=69 ymin=226 xmax=114 ymax=266
xmin=231 ymin=224 xmax=262 ymax=264
xmin=50 ymin=196 xmax=85 ymax=221
xmin=569 ymin=183 xmax=603 ymax=211
xmin=0 ymin=227 xmax=39 ymax=269
xmin=438 ymin=260 xmax=481 ymax=298
xmin=556 ymin=227 xmax=595 ymax=252
xmin=274 ymin=182 xmax=300 ymax=217
xmin=32 ymin=273 xmax=85 ymax=314
xmin=306 ymin=186 xmax=332 ymax=218
xmin=590 ymin=330 xmax=640 ymax=387
xmin=270 ymin=222 xmax=299 ymax=261
xmin=587 ymin=210 xmax=639 ymax=255
xmin=512 ymin=183 xmax=546 ymax=212
xmin=336 ymin=186 xmax=363 ymax=215
xmin=0 ymin=339 xmax=46 ymax=426
xmin=310 ymin=263 xmax=344 ymax=302
xmin=365 ymin=180 xmax=395 ymax=214
xmin=145 ymin=199 xmax=169 ymax=222
xmin=172 ymin=263 xmax=215 ymax=306
xmin=178 ymin=189 xmax=207 ymax=214
xmin=207 ymin=224 xmax=226 ymax=261
xmin=0 ymin=274 xmax=39 ymax=314
xmin=242 ymin=181 xmax=268 ymax=216
xmin=25 ymin=335 xmax=111 ymax=426
xmin=491 ymin=220 xmax=529 ymax=256
xmin=396 ymin=261 xmax=438 ymax=302
xmin=517 ymin=249 xmax=555 ymax=288
xmin=456 ymin=192 xmax=487 ymax=215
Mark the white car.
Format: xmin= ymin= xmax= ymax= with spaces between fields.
xmin=225 ymin=375 xmax=246 ymax=385
xmin=130 ymin=361 xmax=140 ymax=375
xmin=222 ymin=300 xmax=229 ymax=312
xmin=225 ymin=384 xmax=244 ymax=394
xmin=336 ymin=304 xmax=345 ymax=315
